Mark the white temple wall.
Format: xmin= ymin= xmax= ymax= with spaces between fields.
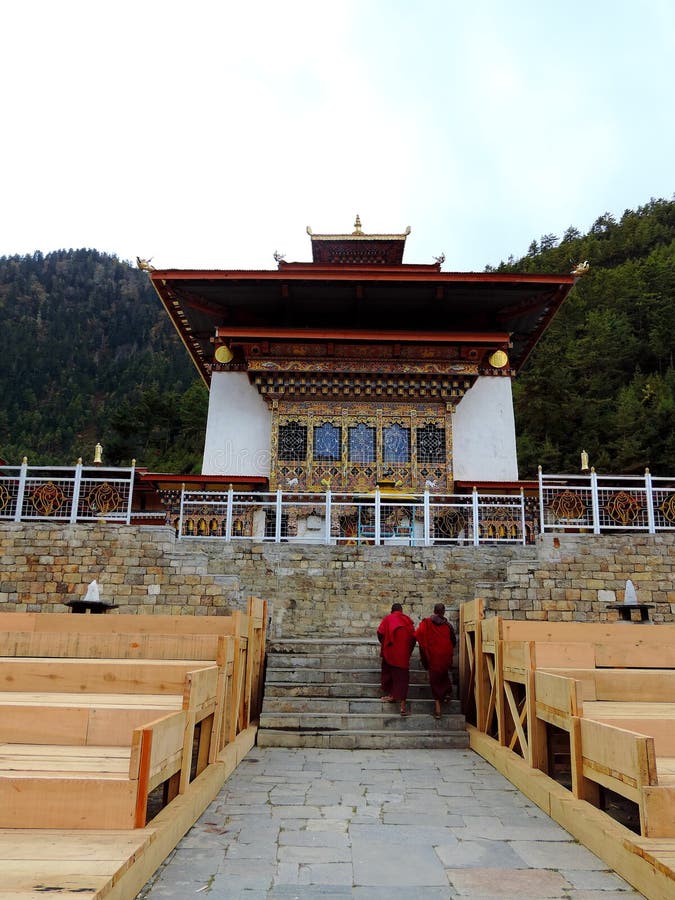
xmin=452 ymin=377 xmax=519 ymax=481
xmin=202 ymin=372 xmax=271 ymax=476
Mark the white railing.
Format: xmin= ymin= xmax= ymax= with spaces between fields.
xmin=177 ymin=487 xmax=529 ymax=546
xmin=0 ymin=461 xmax=135 ymax=524
xmin=538 ymin=469 xmax=675 ymax=534
xmin=2 ymin=463 xmax=672 ymax=542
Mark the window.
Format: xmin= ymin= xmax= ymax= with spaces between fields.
xmin=417 ymin=424 xmax=446 ymax=463
xmin=278 ymin=422 xmax=307 ymax=461
xmin=348 ymin=424 xmax=376 ymax=463
xmin=313 ymin=423 xmax=341 ymax=461
xmin=383 ymin=424 xmax=410 ymax=463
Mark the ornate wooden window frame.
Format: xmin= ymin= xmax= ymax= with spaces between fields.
xmin=270 ymin=401 xmax=453 ymax=492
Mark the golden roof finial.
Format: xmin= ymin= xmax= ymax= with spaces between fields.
xmin=353 ymin=214 xmax=363 ymax=235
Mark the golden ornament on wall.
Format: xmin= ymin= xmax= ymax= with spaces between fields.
xmin=488 ymin=350 xmax=509 ymax=369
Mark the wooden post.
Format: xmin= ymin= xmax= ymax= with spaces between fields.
xmin=495 ymin=638 xmax=506 ymax=746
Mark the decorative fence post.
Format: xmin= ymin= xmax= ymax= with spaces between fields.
xmin=125 ymin=460 xmax=136 ymax=525
xmin=13 ymin=457 xmax=28 ymax=523
xmin=70 ymin=458 xmax=83 ymax=524
xmin=225 ymin=485 xmax=234 ymax=541
xmin=590 ymin=469 xmax=601 ymax=534
xmin=275 ymin=490 xmax=283 ymax=543
xmin=520 ymin=487 xmax=527 ymax=545
xmin=178 ymin=483 xmax=186 ymax=539
xmin=423 ymin=489 xmax=431 ymax=546
xmin=472 ymin=488 xmax=480 ymax=546
xmin=644 ymin=468 xmax=656 ymax=535
xmin=324 ymin=489 xmax=332 ymax=545
xmin=374 ymin=487 xmax=381 ymax=546
xmin=537 ymin=466 xmax=545 ymax=534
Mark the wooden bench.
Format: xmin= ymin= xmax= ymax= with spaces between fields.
xmin=474 ymin=631 xmax=675 ymax=838
xmin=533 ymin=667 xmax=675 ymax=836
xmin=0 ymin=659 xmax=220 ymax=812
xmin=0 ymin=598 xmax=268 ymax=829
xmin=0 ymin=708 xmax=187 ymax=829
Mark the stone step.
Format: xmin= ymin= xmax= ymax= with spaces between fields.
xmin=268 ymin=639 xmax=379 ymax=658
xmin=256 ymin=729 xmax=470 ymax=750
xmin=264 ymin=667 xmax=430 ymax=685
xmin=262 ymin=696 xmax=461 ymax=714
xmin=264 ymin=681 xmax=453 ymax=700
xmin=266 ymin=653 xmax=383 ymax=670
xmin=258 ymin=711 xmax=466 ymax=732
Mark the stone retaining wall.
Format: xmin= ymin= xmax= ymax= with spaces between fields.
xmin=1 ymin=523 xmax=673 ymax=636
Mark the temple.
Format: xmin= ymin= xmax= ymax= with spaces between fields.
xmin=150 ymin=219 xmax=576 ymax=493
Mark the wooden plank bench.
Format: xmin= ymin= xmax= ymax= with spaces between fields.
xmin=539 ymin=666 xmax=675 ymax=703
xmin=0 ymin=599 xmax=268 ymax=834
xmin=0 ymin=659 xmax=220 ymax=794
xmin=533 ymin=668 xmax=675 ymax=836
xmin=0 ymin=708 xmax=187 ymax=829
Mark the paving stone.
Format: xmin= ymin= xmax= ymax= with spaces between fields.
xmin=209 ymin=871 xmax=274 ymax=893
xmin=278 ymin=831 xmax=350 ymax=848
xmin=221 ymin=803 xmax=273 ymax=816
xmin=565 ymin=892 xmax=644 ymax=899
xmin=560 ymin=868 xmax=642 ymax=890
xmin=269 ymin=887 xmax=352 ymax=898
xmin=278 ymin=844 xmax=351 ymax=864
xmin=354 ymin=889 xmax=456 ymax=899
xmin=216 ymin=859 xmax=277 ymax=880
xmin=226 ymin=823 xmax=281 ymax=844
xmin=435 ymin=838 xmax=529 ymax=869
xmin=306 ymin=819 xmax=349 ymax=832
xmin=296 ymin=862 xmax=354 ymax=885
xmin=316 ymin=764 xmax=365 ymax=781
xmin=270 ymin=804 xmax=322 ymax=818
xmin=458 ymin=814 xmax=571 ymax=841
xmin=270 ymin=792 xmax=309 ymax=805
xmin=382 ymin=810 xmax=464 ymax=827
xmin=351 ymin=822 xmax=460 ymax=847
xmin=435 ymin=781 xmax=474 ymax=796
xmin=352 ymin=839 xmax=448 ymax=886
xmin=510 ymin=839 xmax=610 ymax=869
xmin=446 ymin=866 xmax=570 ymax=896
xmin=138 ymin=880 xmax=203 ymax=899
xmin=225 ymin=841 xmax=281 ymax=860
xmin=319 ymin=804 xmax=359 ymax=819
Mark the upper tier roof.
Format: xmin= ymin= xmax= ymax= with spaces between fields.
xmin=148 ymin=221 xmax=577 ymax=384
xmin=306 ymin=215 xmax=411 ymax=265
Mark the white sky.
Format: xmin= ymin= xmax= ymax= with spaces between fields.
xmin=2 ymin=0 xmax=673 ymax=272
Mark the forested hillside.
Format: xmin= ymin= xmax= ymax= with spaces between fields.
xmin=497 ymin=198 xmax=675 ymax=476
xmin=0 ymin=198 xmax=673 ymax=476
xmin=0 ymin=250 xmax=207 ymax=471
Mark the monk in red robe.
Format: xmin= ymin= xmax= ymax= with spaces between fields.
xmin=377 ymin=603 xmax=416 ymax=716
xmin=415 ymin=602 xmax=456 ymax=719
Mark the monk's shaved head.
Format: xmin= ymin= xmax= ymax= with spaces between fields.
xmin=434 ymin=603 xmax=446 ymax=616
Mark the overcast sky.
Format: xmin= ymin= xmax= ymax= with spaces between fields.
xmin=2 ymin=0 xmax=673 ymax=272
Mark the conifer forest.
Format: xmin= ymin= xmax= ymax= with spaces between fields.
xmin=0 ymin=198 xmax=673 ymax=477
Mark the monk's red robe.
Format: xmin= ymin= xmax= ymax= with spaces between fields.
xmin=377 ymin=611 xmax=416 ymax=701
xmin=415 ymin=615 xmax=456 ymax=701
xmin=377 ymin=611 xmax=416 ymax=668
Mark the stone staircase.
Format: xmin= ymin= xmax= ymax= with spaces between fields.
xmin=257 ymin=638 xmax=469 ymax=749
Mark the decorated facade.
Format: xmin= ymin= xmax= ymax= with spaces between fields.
xmin=150 ymin=219 xmax=576 ymax=494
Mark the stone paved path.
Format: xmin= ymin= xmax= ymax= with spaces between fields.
xmin=138 ymin=747 xmax=643 ymax=899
